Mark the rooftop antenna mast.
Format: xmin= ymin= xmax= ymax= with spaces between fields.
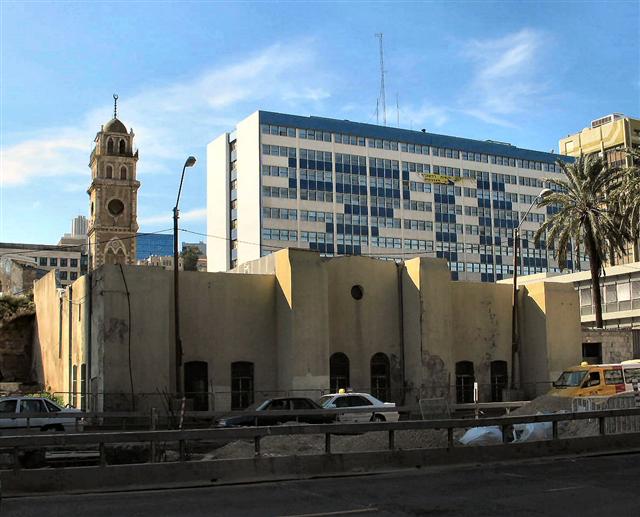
xmin=375 ymin=33 xmax=386 ymax=126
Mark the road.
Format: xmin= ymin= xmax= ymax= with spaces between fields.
xmin=3 ymin=453 xmax=639 ymax=516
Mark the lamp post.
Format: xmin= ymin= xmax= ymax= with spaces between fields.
xmin=510 ymin=187 xmax=552 ymax=392
xmin=173 ymin=156 xmax=197 ymax=397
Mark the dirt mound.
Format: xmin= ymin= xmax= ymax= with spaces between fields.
xmin=510 ymin=395 xmax=574 ymax=416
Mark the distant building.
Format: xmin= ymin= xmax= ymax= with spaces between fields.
xmin=0 ymin=242 xmax=86 ymax=288
xmin=137 ymin=254 xmax=183 ymax=271
xmin=136 ymin=233 xmax=173 ymax=261
xmin=559 ymin=114 xmax=640 ymax=263
xmin=0 ymin=255 xmax=48 ymax=295
xmin=71 ymin=215 xmax=88 ymax=237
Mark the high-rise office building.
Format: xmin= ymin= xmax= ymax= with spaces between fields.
xmin=136 ymin=233 xmax=173 ymax=261
xmin=208 ymin=111 xmax=583 ymax=281
xmin=71 ymin=215 xmax=88 ymax=237
xmin=559 ymin=113 xmax=640 ymax=263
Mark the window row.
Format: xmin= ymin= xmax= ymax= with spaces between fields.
xmin=402 ymin=161 xmax=430 ymax=173
xmin=301 ymin=210 xmax=333 ymax=223
xmin=261 ymin=165 xmax=297 ymax=178
xmin=404 ymin=219 xmax=434 ymax=232
xmin=301 ymin=190 xmax=334 ymax=202
xmin=299 ymin=129 xmax=332 ymax=142
xmin=262 ymin=145 xmax=296 ymax=157
xmin=263 ymin=207 xmax=298 ymax=220
xmin=104 ymin=164 xmax=129 ymax=180
xmin=432 ymin=165 xmax=461 ymax=177
xmin=371 ymin=236 xmax=402 ymax=249
xmin=403 ymin=239 xmax=434 ymax=251
xmin=262 ymin=228 xmax=297 ymax=241
xmin=301 ymin=231 xmax=334 ymax=244
xmin=337 ymin=234 xmax=367 ymax=246
xmin=409 ymin=181 xmax=432 ymax=193
xmin=301 ymin=169 xmax=333 ymax=182
xmin=38 ymin=257 xmax=79 ymax=268
xmin=300 ymin=148 xmax=332 ymax=162
xmin=337 ymin=213 xmax=368 ymax=225
xmin=262 ymin=186 xmax=297 ymax=199
xmin=403 ymin=200 xmax=432 ymax=212
xmin=371 ymin=216 xmax=401 ymax=229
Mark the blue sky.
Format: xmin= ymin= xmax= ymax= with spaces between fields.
xmin=1 ymin=0 xmax=638 ymax=245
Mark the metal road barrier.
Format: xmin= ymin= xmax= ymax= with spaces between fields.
xmin=2 ymin=407 xmax=640 ymax=471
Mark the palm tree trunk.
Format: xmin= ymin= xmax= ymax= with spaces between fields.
xmin=585 ymin=231 xmax=604 ymax=328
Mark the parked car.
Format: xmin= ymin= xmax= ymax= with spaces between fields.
xmin=0 ymin=396 xmax=83 ymax=432
xmin=216 ymin=397 xmax=335 ymax=427
xmin=318 ymin=392 xmax=400 ymax=423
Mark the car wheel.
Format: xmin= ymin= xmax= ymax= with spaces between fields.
xmin=372 ymin=414 xmax=385 ymax=422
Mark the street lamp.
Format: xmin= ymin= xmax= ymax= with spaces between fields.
xmin=173 ymin=156 xmax=197 ymax=396
xmin=510 ymin=187 xmax=553 ymax=393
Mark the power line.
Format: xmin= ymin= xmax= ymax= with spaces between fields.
xmin=0 ymin=228 xmax=174 ymax=258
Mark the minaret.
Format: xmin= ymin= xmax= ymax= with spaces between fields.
xmin=87 ymin=94 xmax=140 ymax=269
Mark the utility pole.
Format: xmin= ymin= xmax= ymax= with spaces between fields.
xmin=375 ymin=33 xmax=386 ymax=126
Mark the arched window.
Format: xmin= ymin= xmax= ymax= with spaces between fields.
xmin=120 ymin=166 xmax=127 ymax=180
xmin=107 ymin=138 xmax=114 ymax=153
xmin=330 ymin=353 xmax=350 ymax=392
xmin=370 ymin=353 xmax=390 ymax=401
xmin=455 ymin=361 xmax=475 ymax=404
xmin=106 ymin=165 xmax=113 ymax=179
xmin=105 ymin=248 xmax=126 ymax=265
xmin=231 ymin=361 xmax=254 ymax=409
xmin=185 ymin=361 xmax=209 ymax=411
xmin=490 ymin=360 xmax=508 ymax=402
xmin=119 ymin=139 xmax=126 ymax=154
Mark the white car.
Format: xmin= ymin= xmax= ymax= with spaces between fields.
xmin=318 ymin=392 xmax=400 ymax=423
xmin=0 ymin=396 xmax=83 ymax=432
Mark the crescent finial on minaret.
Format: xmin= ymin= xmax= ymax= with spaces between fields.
xmin=113 ymin=93 xmax=119 ymax=118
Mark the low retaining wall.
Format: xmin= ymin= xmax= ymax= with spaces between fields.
xmin=3 ymin=432 xmax=640 ymax=496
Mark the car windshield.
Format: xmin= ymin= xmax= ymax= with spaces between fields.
xmin=554 ymin=370 xmax=587 ymax=387
xmin=318 ymin=396 xmax=333 ymax=407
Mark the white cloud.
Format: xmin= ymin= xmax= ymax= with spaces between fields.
xmin=1 ymin=41 xmax=329 ymax=189
xmin=458 ymin=28 xmax=548 ymax=126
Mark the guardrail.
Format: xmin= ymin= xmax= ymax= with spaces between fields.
xmin=2 ymin=407 xmax=640 ymax=471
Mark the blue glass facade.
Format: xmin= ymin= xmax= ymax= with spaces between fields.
xmin=136 ymin=233 xmax=173 ymax=261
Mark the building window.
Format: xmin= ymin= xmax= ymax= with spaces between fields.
xmin=330 ymin=353 xmax=350 ymax=392
xmin=119 ymin=139 xmax=126 ymax=154
xmin=490 ymin=360 xmax=508 ymax=402
xmin=60 ymin=258 xmax=68 ymax=267
xmin=120 ymin=166 xmax=127 ymax=180
xmin=455 ymin=361 xmax=475 ymax=403
xmin=231 ymin=361 xmax=254 ymax=409
xmin=49 ymin=257 xmax=57 ymax=266
xmin=39 ymin=257 xmax=47 ymax=266
xmin=70 ymin=272 xmax=78 ymax=281
xmin=70 ymin=258 xmax=78 ymax=267
xmin=107 ymin=138 xmax=114 ymax=153
xmin=59 ymin=271 xmax=68 ymax=280
xmin=371 ymin=353 xmax=390 ymax=402
xmin=106 ymin=165 xmax=113 ymax=179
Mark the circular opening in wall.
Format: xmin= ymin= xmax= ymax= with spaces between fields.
xmin=351 ymin=285 xmax=364 ymax=300
xmin=107 ymin=199 xmax=125 ymax=216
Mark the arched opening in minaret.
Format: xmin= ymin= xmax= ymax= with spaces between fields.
xmin=106 ymin=165 xmax=113 ymax=179
xmin=105 ymin=248 xmax=126 ymax=265
xmin=119 ymin=139 xmax=126 ymax=154
xmin=120 ymin=166 xmax=127 ymax=180
xmin=107 ymin=138 xmax=114 ymax=154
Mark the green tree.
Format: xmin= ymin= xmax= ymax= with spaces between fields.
xmin=615 ymin=148 xmax=640 ymax=254
xmin=534 ymin=154 xmax=628 ymax=328
xmin=181 ymin=246 xmax=200 ymax=271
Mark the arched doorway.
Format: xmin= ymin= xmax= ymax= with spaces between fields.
xmin=370 ymin=353 xmax=390 ymax=401
xmin=455 ymin=361 xmax=475 ymax=404
xmin=330 ymin=353 xmax=350 ymax=392
xmin=184 ymin=361 xmax=209 ymax=411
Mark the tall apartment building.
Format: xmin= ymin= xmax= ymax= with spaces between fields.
xmin=208 ymin=111 xmax=582 ymax=282
xmin=559 ymin=113 xmax=640 ymax=263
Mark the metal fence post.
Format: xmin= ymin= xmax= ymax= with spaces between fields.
xmin=552 ymin=420 xmax=558 ymax=440
xmin=179 ymin=440 xmax=186 ymax=461
xmin=599 ymin=416 xmax=606 ymax=435
xmin=254 ymin=436 xmax=261 ymax=456
xmin=150 ymin=407 xmax=157 ymax=463
xmin=99 ymin=442 xmax=106 ymax=467
xmin=388 ymin=429 xmax=395 ymax=450
xmin=325 ymin=433 xmax=331 ymax=454
xmin=447 ymin=427 xmax=454 ymax=449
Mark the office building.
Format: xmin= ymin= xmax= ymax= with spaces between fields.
xmin=136 ymin=233 xmax=173 ymax=261
xmin=71 ymin=215 xmax=88 ymax=237
xmin=208 ymin=111 xmax=582 ymax=281
xmin=559 ymin=113 xmax=640 ymax=263
xmin=0 ymin=242 xmax=86 ymax=288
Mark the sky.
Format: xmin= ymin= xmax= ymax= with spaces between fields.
xmin=1 ymin=0 xmax=638 ymax=245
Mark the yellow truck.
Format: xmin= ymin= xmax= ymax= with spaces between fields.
xmin=549 ymin=360 xmax=640 ymax=397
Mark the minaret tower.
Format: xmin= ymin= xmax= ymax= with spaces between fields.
xmin=87 ymin=94 xmax=140 ymax=269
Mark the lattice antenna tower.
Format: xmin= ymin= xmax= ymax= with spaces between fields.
xmin=375 ymin=33 xmax=386 ymax=126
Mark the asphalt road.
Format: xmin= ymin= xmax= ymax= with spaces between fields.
xmin=3 ymin=453 xmax=640 ymax=516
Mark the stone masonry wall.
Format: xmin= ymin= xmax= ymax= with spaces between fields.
xmin=0 ymin=313 xmax=34 ymax=382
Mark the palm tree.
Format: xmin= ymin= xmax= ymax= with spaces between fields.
xmin=534 ymin=154 xmax=628 ymax=328
xmin=614 ymin=148 xmax=640 ymax=257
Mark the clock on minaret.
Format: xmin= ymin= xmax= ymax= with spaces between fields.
xmin=87 ymin=94 xmax=140 ymax=270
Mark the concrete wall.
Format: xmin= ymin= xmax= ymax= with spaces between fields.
xmin=33 ymin=249 xmax=585 ymax=411
xmin=582 ymin=328 xmax=635 ymax=363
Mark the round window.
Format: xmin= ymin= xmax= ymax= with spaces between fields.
xmin=107 ymin=199 xmax=125 ymax=216
xmin=351 ymin=285 xmax=364 ymax=300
